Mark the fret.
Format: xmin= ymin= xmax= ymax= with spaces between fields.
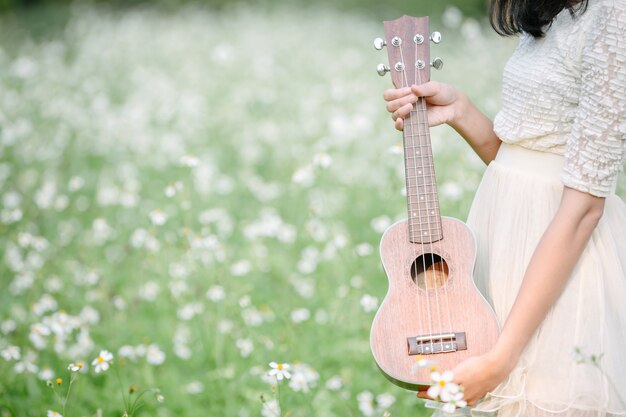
xmin=405 ymin=172 xmax=435 ymax=178
xmin=406 ymin=186 xmax=437 ymax=192
xmin=406 ymin=207 xmax=440 ymax=214
xmin=405 ymin=174 xmax=436 ymax=180
xmin=407 ymin=207 xmax=439 ymax=214
xmin=406 ymin=196 xmax=440 ymax=202
xmin=406 ymin=195 xmax=439 ymax=201
xmin=409 ymin=225 xmax=443 ymax=232
xmin=409 ymin=230 xmax=443 ymax=237
xmin=408 ymin=223 xmax=442 ymax=230
xmin=409 ymin=198 xmax=439 ymax=205
xmin=405 ymin=165 xmax=435 ymax=170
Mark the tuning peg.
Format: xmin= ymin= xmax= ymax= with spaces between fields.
xmin=430 ymin=31 xmax=442 ymax=43
xmin=377 ymin=63 xmax=390 ymax=76
xmin=431 ymin=57 xmax=444 ymax=70
xmin=374 ymin=37 xmax=387 ymax=50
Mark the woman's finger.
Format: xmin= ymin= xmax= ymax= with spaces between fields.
xmin=392 ymin=102 xmax=414 ymax=121
xmin=395 ymin=117 xmax=404 ymax=131
xmin=383 ymin=86 xmax=412 ymax=102
xmin=386 ymin=95 xmax=417 ymax=114
xmin=416 ymin=390 xmax=430 ymax=400
xmin=411 ymin=81 xmax=441 ymax=98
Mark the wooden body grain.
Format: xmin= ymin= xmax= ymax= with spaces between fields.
xmin=370 ymin=217 xmax=500 ymax=390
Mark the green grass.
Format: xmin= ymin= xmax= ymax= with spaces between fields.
xmin=0 ymin=3 xmax=623 ymax=417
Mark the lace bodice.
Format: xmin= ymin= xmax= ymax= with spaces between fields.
xmin=493 ymin=0 xmax=626 ymax=197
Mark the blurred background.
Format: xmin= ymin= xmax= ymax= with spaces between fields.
xmin=0 ymin=1 xmax=623 ymax=417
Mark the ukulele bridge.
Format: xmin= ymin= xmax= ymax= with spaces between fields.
xmin=407 ymin=332 xmax=467 ymax=355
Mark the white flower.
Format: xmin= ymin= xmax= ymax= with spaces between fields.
xmin=31 ymin=294 xmax=58 ymax=316
xmin=242 ymin=307 xmax=263 ymax=327
xmin=146 ymin=344 xmax=166 ymax=365
xmin=177 ymin=302 xmax=203 ymax=321
xmin=68 ymin=176 xmax=85 ymax=192
xmin=290 ymin=308 xmax=310 ymax=324
xmin=355 ymin=243 xmax=373 ymax=256
xmin=427 ymin=370 xmax=459 ymax=402
xmin=206 ymin=285 xmax=225 ymax=302
xmin=79 ymin=306 xmax=100 ymax=325
xmin=357 ymin=391 xmax=375 ymax=416
xmin=261 ymin=398 xmax=280 ymax=417
xmin=288 ymin=363 xmax=319 ymax=393
xmin=376 ymin=393 xmax=396 ymax=409
xmin=442 ymin=5 xmax=463 ymax=28
xmin=312 ymin=151 xmax=332 ymax=168
xmin=441 ymin=182 xmax=463 ymax=201
xmin=164 ymin=181 xmax=183 ymax=197
xmin=1 ymin=319 xmax=17 ymax=334
xmin=91 ymin=350 xmax=113 ymax=373
xmin=185 ymin=381 xmax=204 ymax=394
xmin=325 ymin=375 xmax=343 ymax=391
xmin=292 ymin=165 xmax=315 ymax=186
xmin=138 ymin=281 xmax=160 ymax=301
xmin=217 ymin=319 xmax=233 ymax=334
xmin=13 ymin=350 xmax=38 ymax=374
xmin=268 ymin=362 xmax=291 ymax=381
xmin=443 ymin=390 xmax=468 ymax=413
xmin=180 ymin=154 xmax=199 ymax=167
xmin=118 ymin=345 xmax=136 ymax=360
xmin=230 ymin=260 xmax=251 ymax=276
xmin=360 ymin=294 xmax=378 ymax=312
xmin=47 ymin=411 xmax=63 ymax=417
xmin=411 ymin=355 xmax=435 ymax=374
xmin=67 ymin=362 xmax=85 ymax=372
xmin=38 ymin=367 xmax=54 ymax=380
xmin=149 ymin=208 xmax=168 ymax=226
xmin=1 ymin=345 xmax=20 ymax=361
xmin=370 ymin=215 xmax=391 ymax=233
xmin=235 ymin=338 xmax=253 ymax=358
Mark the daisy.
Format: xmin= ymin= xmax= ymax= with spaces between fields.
xmin=68 ymin=361 xmax=84 ymax=372
xmin=411 ymin=355 xmax=435 ymax=374
xmin=47 ymin=411 xmax=62 ymax=417
xmin=442 ymin=390 xmax=468 ymax=413
xmin=91 ymin=350 xmax=113 ymax=373
xmin=427 ymin=370 xmax=459 ymax=402
xmin=268 ymin=362 xmax=291 ymax=380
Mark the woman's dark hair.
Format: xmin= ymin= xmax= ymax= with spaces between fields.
xmin=489 ymin=0 xmax=589 ymax=38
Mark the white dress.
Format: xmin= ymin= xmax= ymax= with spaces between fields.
xmin=453 ymin=1 xmax=626 ymax=416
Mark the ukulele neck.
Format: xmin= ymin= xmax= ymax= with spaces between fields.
xmin=403 ymin=99 xmax=443 ymax=244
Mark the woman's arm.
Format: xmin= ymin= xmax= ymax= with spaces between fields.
xmin=451 ymin=187 xmax=606 ymax=405
xmin=383 ymin=82 xmax=502 ymax=164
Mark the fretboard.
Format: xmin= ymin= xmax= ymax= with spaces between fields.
xmin=403 ymin=98 xmax=443 ymax=243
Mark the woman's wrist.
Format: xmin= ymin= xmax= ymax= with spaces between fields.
xmin=485 ymin=344 xmax=519 ymax=379
xmin=449 ymin=89 xmax=469 ymax=129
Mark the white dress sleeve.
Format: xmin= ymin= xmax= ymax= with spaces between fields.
xmin=561 ymin=0 xmax=626 ymax=197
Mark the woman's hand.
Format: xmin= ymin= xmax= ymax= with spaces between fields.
xmin=449 ymin=350 xmax=513 ymax=406
xmin=415 ymin=350 xmax=514 ymax=406
xmin=383 ymin=81 xmax=465 ymax=131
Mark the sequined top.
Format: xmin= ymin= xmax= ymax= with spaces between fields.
xmin=493 ymin=0 xmax=626 ymax=197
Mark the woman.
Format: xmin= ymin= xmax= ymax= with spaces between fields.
xmin=384 ymin=0 xmax=626 ymax=416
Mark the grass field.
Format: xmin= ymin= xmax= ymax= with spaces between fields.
xmin=0 ymin=3 xmax=624 ymax=417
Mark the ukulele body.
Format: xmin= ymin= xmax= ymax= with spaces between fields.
xmin=370 ymin=216 xmax=500 ymax=390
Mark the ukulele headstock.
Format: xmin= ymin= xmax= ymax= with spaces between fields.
xmin=374 ymin=16 xmax=443 ymax=88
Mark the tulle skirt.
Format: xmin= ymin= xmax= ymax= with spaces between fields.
xmin=436 ymin=143 xmax=626 ymax=417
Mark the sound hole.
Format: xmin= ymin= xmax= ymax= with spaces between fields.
xmin=411 ymin=254 xmax=450 ymax=290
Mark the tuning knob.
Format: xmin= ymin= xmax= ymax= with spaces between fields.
xmin=430 ymin=31 xmax=442 ymax=44
xmin=377 ymin=64 xmax=390 ymax=76
xmin=431 ymin=57 xmax=444 ymax=70
xmin=374 ymin=37 xmax=387 ymax=50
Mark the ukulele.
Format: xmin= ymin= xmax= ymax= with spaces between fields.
xmin=370 ymin=15 xmax=500 ymax=391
